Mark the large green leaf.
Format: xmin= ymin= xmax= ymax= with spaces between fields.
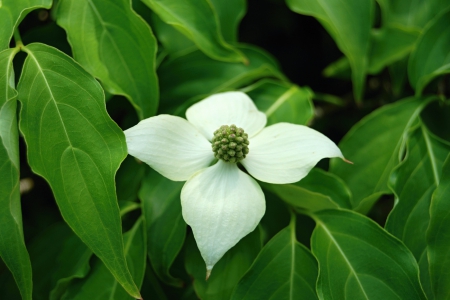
xmin=139 ymin=169 xmax=186 ymax=287
xmin=428 ymin=154 xmax=450 ymax=299
xmin=231 ymin=217 xmax=318 ymax=299
xmin=265 ymin=168 xmax=352 ymax=212
xmin=116 ymin=156 xmax=145 ymax=202
xmin=17 ymin=43 xmax=140 ymax=299
xmin=56 ymin=0 xmax=159 ymax=119
xmin=330 ymin=97 xmax=433 ymax=213
xmin=243 ymin=79 xmax=314 ymax=126
xmin=385 ymin=125 xmax=450 ymax=299
xmin=140 ymin=0 xmax=246 ymax=63
xmin=29 ymin=223 xmax=84 ymax=300
xmin=185 ymin=229 xmax=261 ymax=300
xmin=408 ymin=9 xmax=450 ymax=95
xmin=0 ymin=48 xmax=32 ymax=300
xmin=377 ymin=0 xmax=450 ymax=30
xmin=158 ymin=45 xmax=285 ymax=115
xmin=312 ymin=209 xmax=426 ymax=299
xmin=209 ymin=0 xmax=246 ymax=43
xmin=0 ymin=0 xmax=52 ymax=50
xmin=286 ymin=0 xmax=373 ymax=101
xmin=60 ymin=218 xmax=146 ymax=299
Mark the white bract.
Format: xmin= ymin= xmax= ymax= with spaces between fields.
xmin=124 ymin=91 xmax=346 ymax=278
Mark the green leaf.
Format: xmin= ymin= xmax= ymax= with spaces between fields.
xmin=17 ymin=43 xmax=140 ymax=299
xmin=311 ymin=209 xmax=426 ymax=299
xmin=243 ymin=79 xmax=314 ymax=126
xmin=385 ymin=124 xmax=450 ymax=299
xmin=0 ymin=48 xmax=33 ymax=300
xmin=330 ymin=97 xmax=433 ymax=213
xmin=286 ymin=0 xmax=373 ymax=101
xmin=427 ymin=154 xmax=450 ymax=299
xmin=408 ymin=9 xmax=450 ymax=95
xmin=265 ymin=168 xmax=352 ymax=212
xmin=141 ymin=0 xmax=246 ymax=63
xmin=158 ymin=45 xmax=285 ymax=114
xmin=231 ymin=218 xmax=318 ymax=299
xmin=209 ymin=0 xmax=246 ymax=43
xmin=377 ymin=0 xmax=450 ymax=30
xmin=116 ymin=156 xmax=145 ymax=202
xmin=139 ymin=169 xmax=186 ymax=287
xmin=56 ymin=0 xmax=159 ymax=119
xmin=368 ymin=26 xmax=419 ymax=74
xmin=61 ymin=218 xmax=146 ymax=299
xmin=0 ymin=0 xmax=52 ymax=50
xmin=185 ymin=229 xmax=261 ymax=300
xmin=149 ymin=12 xmax=195 ymax=56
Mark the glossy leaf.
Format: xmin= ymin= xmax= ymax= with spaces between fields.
xmin=330 ymin=97 xmax=433 ymax=213
xmin=243 ymin=79 xmax=314 ymax=126
xmin=209 ymin=0 xmax=246 ymax=43
xmin=56 ymin=0 xmax=159 ymax=119
xmin=0 ymin=48 xmax=33 ymax=300
xmin=231 ymin=219 xmax=318 ymax=299
xmin=386 ymin=125 xmax=449 ymax=257
xmin=385 ymin=125 xmax=450 ymax=299
xmin=408 ymin=9 xmax=450 ymax=95
xmin=266 ymin=168 xmax=352 ymax=212
xmin=312 ymin=209 xmax=426 ymax=299
xmin=116 ymin=156 xmax=145 ymax=202
xmin=60 ymin=218 xmax=146 ymax=299
xmin=185 ymin=229 xmax=261 ymax=300
xmin=17 ymin=43 xmax=140 ymax=299
xmin=0 ymin=0 xmax=52 ymax=50
xmin=368 ymin=26 xmax=419 ymax=74
xmin=158 ymin=45 xmax=285 ymax=114
xmin=428 ymin=154 xmax=450 ymax=299
xmin=139 ymin=169 xmax=186 ymax=287
xmin=141 ymin=0 xmax=246 ymax=63
xmin=377 ymin=0 xmax=450 ymax=30
xmin=286 ymin=0 xmax=373 ymax=101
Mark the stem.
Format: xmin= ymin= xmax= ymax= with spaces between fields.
xmin=14 ymin=28 xmax=23 ymax=48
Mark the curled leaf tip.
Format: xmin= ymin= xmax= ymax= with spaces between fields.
xmin=343 ymin=158 xmax=354 ymax=165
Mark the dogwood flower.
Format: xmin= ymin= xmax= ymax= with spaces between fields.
xmin=124 ymin=91 xmax=346 ymax=279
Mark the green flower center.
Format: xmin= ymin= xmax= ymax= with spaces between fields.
xmin=211 ymin=125 xmax=249 ymax=163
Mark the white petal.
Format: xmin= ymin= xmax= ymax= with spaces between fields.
xmin=242 ymin=123 xmax=344 ymax=184
xmin=181 ymin=160 xmax=265 ymax=273
xmin=124 ymin=115 xmax=214 ymax=181
xmin=186 ymin=91 xmax=267 ymax=140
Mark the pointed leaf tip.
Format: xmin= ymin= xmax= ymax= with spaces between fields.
xmin=343 ymin=158 xmax=354 ymax=164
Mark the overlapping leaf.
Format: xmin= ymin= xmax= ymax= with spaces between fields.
xmin=243 ymin=79 xmax=314 ymax=126
xmin=312 ymin=209 xmax=426 ymax=299
xmin=158 ymin=45 xmax=286 ymax=115
xmin=209 ymin=0 xmax=246 ymax=43
xmin=330 ymin=97 xmax=433 ymax=213
xmin=185 ymin=229 xmax=261 ymax=300
xmin=141 ymin=0 xmax=246 ymax=63
xmin=139 ymin=169 xmax=185 ymax=287
xmin=17 ymin=43 xmax=140 ymax=299
xmin=232 ymin=220 xmax=318 ymax=299
xmin=0 ymin=48 xmax=33 ymax=300
xmin=286 ymin=0 xmax=372 ymax=101
xmin=408 ymin=9 xmax=450 ymax=95
xmin=0 ymin=0 xmax=52 ymax=50
xmin=266 ymin=168 xmax=352 ymax=212
xmin=427 ymin=154 xmax=450 ymax=299
xmin=60 ymin=218 xmax=146 ymax=299
xmin=56 ymin=0 xmax=159 ymax=119
xmin=385 ymin=125 xmax=450 ymax=298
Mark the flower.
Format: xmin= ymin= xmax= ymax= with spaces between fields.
xmin=124 ymin=91 xmax=346 ymax=278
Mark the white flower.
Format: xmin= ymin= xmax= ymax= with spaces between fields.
xmin=124 ymin=91 xmax=346 ymax=278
